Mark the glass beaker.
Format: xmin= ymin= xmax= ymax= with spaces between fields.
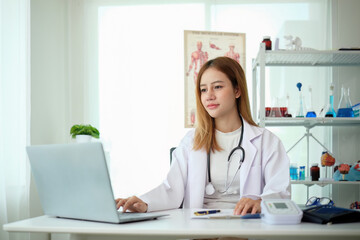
xmin=269 ymin=97 xmax=282 ymax=117
xmin=337 ymin=86 xmax=354 ymax=117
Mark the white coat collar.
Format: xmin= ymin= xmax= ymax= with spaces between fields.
xmin=239 ymin=119 xmax=262 ymax=194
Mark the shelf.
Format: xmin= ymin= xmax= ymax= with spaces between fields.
xmin=291 ymin=180 xmax=360 ymax=187
xmin=261 ymin=117 xmax=360 ymax=128
xmin=251 ymin=46 xmax=360 ymax=126
xmin=252 ymin=45 xmax=360 ymax=200
xmin=253 ymin=50 xmax=360 ymax=67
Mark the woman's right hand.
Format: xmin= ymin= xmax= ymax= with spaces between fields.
xmin=115 ymin=196 xmax=148 ymax=213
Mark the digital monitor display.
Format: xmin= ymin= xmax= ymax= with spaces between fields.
xmin=273 ymin=202 xmax=288 ymax=209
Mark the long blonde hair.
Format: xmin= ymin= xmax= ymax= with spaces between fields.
xmin=193 ymin=57 xmax=257 ymax=153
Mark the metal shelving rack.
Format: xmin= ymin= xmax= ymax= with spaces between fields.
xmin=251 ymin=44 xmax=360 ymax=198
xmin=252 ymin=44 xmax=360 ymax=125
xmin=262 ymin=117 xmax=360 ymax=128
xmin=291 ymin=180 xmax=360 ymax=188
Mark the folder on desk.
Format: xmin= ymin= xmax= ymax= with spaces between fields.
xmin=302 ymin=205 xmax=360 ymax=224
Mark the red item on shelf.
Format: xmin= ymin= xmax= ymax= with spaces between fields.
xmin=280 ymin=107 xmax=288 ymax=117
xmin=262 ymin=36 xmax=272 ymax=50
xmin=310 ymin=164 xmax=320 ymax=181
xmin=265 ymin=107 xmax=271 ymax=117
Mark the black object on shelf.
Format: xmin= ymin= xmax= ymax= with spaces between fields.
xmin=339 ymin=48 xmax=360 ymax=51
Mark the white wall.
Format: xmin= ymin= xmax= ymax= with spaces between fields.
xmin=31 ymin=1 xmax=69 ymax=144
xmin=30 ymin=1 xmax=71 ymax=239
xmin=331 ymin=0 xmax=360 ymax=208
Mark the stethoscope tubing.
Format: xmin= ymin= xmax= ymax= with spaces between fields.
xmin=206 ymin=115 xmax=245 ymax=195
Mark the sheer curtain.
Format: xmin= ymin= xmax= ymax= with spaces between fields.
xmin=0 ymin=0 xmax=30 ymax=240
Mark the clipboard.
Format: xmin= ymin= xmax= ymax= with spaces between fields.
xmin=191 ymin=209 xmax=261 ymax=219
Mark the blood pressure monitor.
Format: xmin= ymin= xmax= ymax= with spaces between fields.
xmin=261 ymin=199 xmax=303 ymax=225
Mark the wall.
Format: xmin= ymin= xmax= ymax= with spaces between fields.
xmin=30 ymin=0 xmax=72 ymax=239
xmin=30 ymin=0 xmax=89 ymax=218
xmin=331 ymin=0 xmax=360 ymax=208
xmin=30 ymin=2 xmax=69 ymax=142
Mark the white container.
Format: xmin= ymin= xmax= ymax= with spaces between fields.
xmin=75 ymin=135 xmax=92 ymax=143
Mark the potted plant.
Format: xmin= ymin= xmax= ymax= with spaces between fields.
xmin=70 ymin=124 xmax=100 ymax=143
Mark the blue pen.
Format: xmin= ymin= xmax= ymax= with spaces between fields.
xmin=194 ymin=210 xmax=221 ymax=216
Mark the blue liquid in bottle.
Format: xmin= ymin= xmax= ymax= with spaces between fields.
xmin=290 ymin=164 xmax=298 ymax=180
xmin=337 ymin=108 xmax=354 ymax=117
xmin=306 ymin=111 xmax=317 ymax=117
xmin=299 ymin=166 xmax=305 ymax=180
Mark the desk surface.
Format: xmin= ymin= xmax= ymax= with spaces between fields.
xmin=4 ymin=209 xmax=360 ymax=240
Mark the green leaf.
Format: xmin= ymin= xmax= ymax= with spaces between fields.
xmin=70 ymin=124 xmax=100 ymax=139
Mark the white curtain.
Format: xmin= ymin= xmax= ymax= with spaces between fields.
xmin=0 ymin=0 xmax=30 ymax=240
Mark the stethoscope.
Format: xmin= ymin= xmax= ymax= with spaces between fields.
xmin=205 ymin=115 xmax=245 ymax=195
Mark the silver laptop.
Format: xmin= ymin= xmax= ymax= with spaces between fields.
xmin=26 ymin=142 xmax=167 ymax=223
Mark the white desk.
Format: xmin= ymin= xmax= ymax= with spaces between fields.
xmin=3 ymin=209 xmax=360 ymax=240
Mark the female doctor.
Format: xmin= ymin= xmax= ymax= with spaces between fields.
xmin=116 ymin=57 xmax=290 ymax=215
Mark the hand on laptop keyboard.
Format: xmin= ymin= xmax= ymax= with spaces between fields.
xmin=115 ymin=196 xmax=148 ymax=213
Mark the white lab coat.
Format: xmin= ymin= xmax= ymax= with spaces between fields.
xmin=140 ymin=119 xmax=291 ymax=212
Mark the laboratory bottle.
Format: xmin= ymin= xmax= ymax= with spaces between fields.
xmin=296 ymin=82 xmax=305 ymax=117
xmin=299 ymin=166 xmax=305 ymax=180
xmin=290 ymin=163 xmax=298 ymax=180
xmin=265 ymin=107 xmax=271 ymax=117
xmin=262 ymin=36 xmax=272 ymax=50
xmin=306 ymin=86 xmax=316 ymax=117
xmin=325 ymin=84 xmax=336 ymax=117
xmin=337 ymin=86 xmax=354 ymax=117
xmin=310 ymin=163 xmax=320 ymax=181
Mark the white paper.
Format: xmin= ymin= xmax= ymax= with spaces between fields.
xmin=191 ymin=209 xmax=242 ymax=219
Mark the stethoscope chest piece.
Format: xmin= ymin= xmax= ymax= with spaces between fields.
xmin=205 ymin=182 xmax=215 ymax=195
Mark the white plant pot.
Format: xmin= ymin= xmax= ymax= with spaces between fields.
xmin=75 ymin=135 xmax=92 ymax=143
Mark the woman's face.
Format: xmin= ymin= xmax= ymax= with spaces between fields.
xmin=200 ymin=68 xmax=240 ymax=120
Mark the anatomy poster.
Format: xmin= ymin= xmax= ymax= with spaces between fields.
xmin=184 ymin=30 xmax=246 ymax=128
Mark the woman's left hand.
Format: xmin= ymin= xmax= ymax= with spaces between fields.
xmin=234 ymin=197 xmax=261 ymax=215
